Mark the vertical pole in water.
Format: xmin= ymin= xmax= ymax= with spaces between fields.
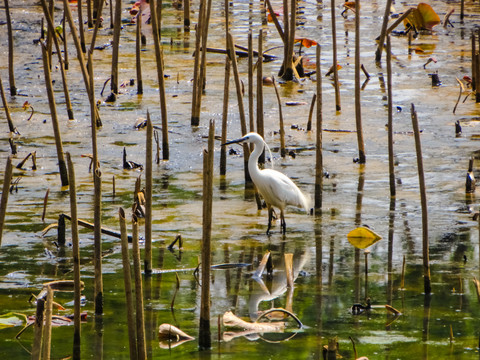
xmin=93 ymin=168 xmax=103 ymax=314
xmin=191 ymin=0 xmax=205 ymax=126
xmin=386 ymin=36 xmax=395 ymax=197
xmin=144 ymin=112 xmax=153 ymax=274
xmin=0 ymin=77 xmax=17 ymax=134
xmin=257 ymin=29 xmax=265 ymax=164
xmin=199 ymin=120 xmax=214 ymax=350
xmin=31 ymin=298 xmax=45 ymax=360
xmin=410 ymin=104 xmax=431 ymax=294
xmin=354 ymin=0 xmax=365 ymax=163
xmin=77 ymin=0 xmax=86 ymax=52
xmin=272 ymin=77 xmax=286 ymax=158
xmin=330 ymin=0 xmax=341 ymax=111
xmin=4 ymin=0 xmax=16 ymax=95
xmin=315 ymin=45 xmax=323 ymax=211
xmin=111 ymin=0 xmax=121 ymax=94
xmin=67 ymin=153 xmax=81 ymax=359
xmin=375 ymin=0 xmax=393 ymax=63
xmin=184 ymin=0 xmax=190 ymax=31
xmin=248 ymin=31 xmax=254 ymax=134
xmin=136 ymin=8 xmax=143 ymax=95
xmin=42 ymin=286 xmax=53 ymax=360
xmin=0 ymin=156 xmax=13 ymax=246
xmin=220 ymin=56 xmax=231 ymax=177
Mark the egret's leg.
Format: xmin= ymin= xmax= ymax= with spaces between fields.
xmin=280 ymin=210 xmax=286 ymax=234
xmin=267 ymin=207 xmax=273 ymax=235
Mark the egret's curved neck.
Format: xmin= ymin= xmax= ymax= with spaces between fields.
xmin=248 ymin=139 xmax=265 ymax=178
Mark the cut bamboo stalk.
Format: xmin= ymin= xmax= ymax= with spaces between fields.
xmin=66 ymin=153 xmax=81 ymax=358
xmin=93 ymin=168 xmax=103 ymax=314
xmin=41 ymin=286 xmax=53 ymax=360
xmin=42 ymin=188 xmax=49 ymax=222
xmin=330 ymin=0 xmax=341 ymax=111
xmin=401 ymin=254 xmax=405 ymax=289
xmin=63 ymin=10 xmax=69 ymax=70
xmin=375 ymin=0 xmax=393 ymax=62
xmin=41 ymin=42 xmax=69 ymax=187
xmin=111 ymin=0 xmax=122 ymax=94
xmin=4 ymin=0 xmax=16 ymax=96
xmin=119 ymin=207 xmax=138 ymax=360
xmin=306 ymin=93 xmax=316 ymax=132
xmin=136 ymin=7 xmax=143 ymax=95
xmin=410 ymin=103 xmax=431 ymax=294
xmin=144 ymin=112 xmax=153 ymax=274
xmin=190 ymin=0 xmax=205 ymax=126
xmin=272 ymin=77 xmax=286 ymax=158
xmin=196 ymin=0 xmax=212 ymax=116
xmin=0 ymin=76 xmax=18 ymax=134
xmin=199 ymin=120 xmax=214 ymax=350
xmin=220 ymin=56 xmax=231 ymax=176
xmin=227 ymin=32 xmax=252 ymax=185
xmin=256 ymin=29 xmax=265 ymax=164
xmin=149 ymin=0 xmax=169 ymax=160
xmin=354 ymin=0 xmax=365 ymax=164
xmin=88 ymin=0 xmax=105 ymax=53
xmin=248 ymin=31 xmax=254 ymax=134
xmin=315 ymin=45 xmax=323 ymax=211
xmin=386 ymin=36 xmax=395 ymax=197
xmin=31 ymin=298 xmax=45 ymax=360
xmin=132 ymin=215 xmax=146 ymax=360
xmin=78 ymin=0 xmax=86 ymax=52
xmin=0 ymin=156 xmax=13 ymax=246
xmin=184 ymin=0 xmax=190 ymax=31
xmin=87 ymin=0 xmax=93 ymax=27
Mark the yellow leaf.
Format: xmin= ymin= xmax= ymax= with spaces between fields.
xmin=404 ymin=3 xmax=440 ymax=31
xmin=347 ymin=226 xmax=382 ymax=249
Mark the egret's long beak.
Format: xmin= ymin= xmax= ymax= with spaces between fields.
xmin=221 ymin=137 xmax=245 ymax=146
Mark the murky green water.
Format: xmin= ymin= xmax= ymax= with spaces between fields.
xmin=2 ymin=0 xmax=480 ymax=358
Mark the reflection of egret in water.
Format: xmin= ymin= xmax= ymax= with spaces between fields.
xmin=248 ymin=250 xmax=310 ymax=320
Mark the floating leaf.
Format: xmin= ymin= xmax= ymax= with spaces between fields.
xmin=0 ymin=313 xmax=26 ymax=329
xmin=347 ymin=226 xmax=382 ymax=249
xmin=294 ymin=38 xmax=318 ymax=48
xmin=404 ymin=3 xmax=440 ymax=31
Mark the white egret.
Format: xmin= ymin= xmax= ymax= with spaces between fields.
xmin=223 ymin=132 xmax=311 ymax=234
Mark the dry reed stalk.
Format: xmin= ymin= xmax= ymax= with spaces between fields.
xmin=272 ymin=77 xmax=286 ymax=157
xmin=184 ymin=0 xmax=190 ymax=31
xmin=0 ymin=156 xmax=13 ymax=246
xmin=31 ymin=298 xmax=45 ymax=360
xmin=248 ymin=31 xmax=254 ymax=134
xmin=41 ymin=286 xmax=53 ymax=360
xmin=315 ymin=45 xmax=323 ymax=211
xmin=149 ymin=0 xmax=169 ymax=160
xmin=144 ymin=113 xmax=153 ymax=274
xmin=0 ymin=77 xmax=18 ymax=134
xmin=63 ymin=10 xmax=69 ymax=70
xmin=410 ymin=104 xmax=431 ymax=294
xmin=330 ymin=0 xmax=341 ymax=111
xmin=88 ymin=0 xmax=105 ymax=52
xmin=220 ymin=56 xmax=231 ymax=176
xmin=306 ymin=93 xmax=316 ymax=132
xmin=87 ymin=0 xmax=92 ymax=27
xmin=132 ymin=215 xmax=147 ymax=360
xmin=386 ymin=36 xmax=395 ymax=196
xmin=375 ymin=0 xmax=393 ymax=62
xmin=354 ymin=0 xmax=365 ymax=164
xmin=42 ymin=188 xmax=49 ymax=222
xmin=41 ymin=42 xmax=69 ymax=187
xmin=190 ymin=0 xmax=205 ymax=126
xmin=78 ymin=0 xmax=86 ymax=52
xmin=119 ymin=208 xmax=138 ymax=360
xmin=256 ymin=29 xmax=264 ymax=164
xmin=66 ymin=153 xmax=82 ymax=358
xmin=93 ymin=168 xmax=103 ymax=314
xmin=4 ymin=0 xmax=16 ymax=96
xmin=111 ymin=0 xmax=122 ymax=94
xmin=401 ymin=255 xmax=405 ymax=289
xmin=199 ymin=120 xmax=215 ymax=350
xmin=472 ymin=32 xmax=476 ymax=92
xmin=136 ymin=8 xmax=143 ymax=95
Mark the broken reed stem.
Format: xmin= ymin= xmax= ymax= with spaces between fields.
xmin=248 ymin=31 xmax=254 ymax=133
xmin=78 ymin=0 xmax=86 ymax=52
xmin=227 ymin=32 xmax=252 ymax=185
xmin=41 ymin=42 xmax=69 ymax=187
xmin=5 ymin=0 xmax=17 ymax=96
xmin=410 ymin=103 xmax=431 ymax=294
xmin=94 ymin=168 xmax=104 ymax=314
xmin=199 ymin=120 xmax=215 ymax=350
xmin=149 ymin=0 xmax=169 ymax=160
xmin=386 ymin=36 xmax=395 ymax=197
xmin=40 ymin=0 xmax=75 ymax=120
xmin=184 ymin=0 xmax=190 ymax=31
xmin=112 ymin=175 xmax=116 ymax=197
xmin=190 ymin=0 xmax=206 ymax=126
xmin=60 ymin=213 xmax=134 ymax=241
xmin=220 ymin=56 xmax=231 ymax=176
xmin=272 ymin=77 xmax=286 ymax=158
xmin=144 ymin=113 xmax=153 ymax=275
xmin=42 ymin=188 xmax=49 ymax=222
xmin=119 ymin=207 xmax=138 ymax=360
xmin=31 ymin=298 xmax=45 ymax=360
xmin=132 ymin=215 xmax=147 ymax=360
xmin=330 ymin=0 xmax=341 ymax=111
xmin=111 ymin=0 xmax=122 ymax=94
xmin=285 ymin=253 xmax=294 ymax=288
xmin=315 ymin=45 xmax=323 ymax=211
xmin=41 ymin=286 xmax=53 ymax=360
xmin=375 ymin=0 xmax=393 ymax=62
xmin=257 ymin=29 xmax=265 ymax=164
xmin=0 ymin=76 xmax=18 ymax=134
xmin=0 ymin=156 xmax=13 ymax=246
xmin=63 ymin=10 xmax=69 ymax=70
xmin=386 ymin=8 xmax=414 ymax=35
xmin=354 ymin=0 xmax=365 ymax=164
xmin=66 ymin=153 xmax=81 ymax=357
xmin=306 ymin=93 xmax=316 ymax=132
xmin=136 ymin=7 xmax=143 ymax=95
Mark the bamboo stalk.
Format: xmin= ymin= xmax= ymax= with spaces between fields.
xmin=66 ymin=153 xmax=81 ymax=359
xmin=136 ymin=7 xmax=143 ymax=95
xmin=111 ymin=0 xmax=122 ymax=94
xmin=190 ymin=0 xmax=205 ymax=126
xmin=375 ymin=0 xmax=393 ymax=62
xmin=256 ymin=29 xmax=265 ymax=164
xmin=472 ymin=32 xmax=476 ymax=92
xmin=88 ymin=0 xmax=105 ymax=53
xmin=386 ymin=36 xmax=395 ymax=197
xmin=41 ymin=42 xmax=69 ymax=187
xmin=220 ymin=56 xmax=231 ymax=176
xmin=386 ymin=8 xmax=414 ymax=35
xmin=78 ymin=0 xmax=86 ymax=52
xmin=315 ymin=45 xmax=323 ymax=211
xmin=306 ymin=93 xmax=316 ymax=131
xmin=132 ymin=215 xmax=146 ymax=360
xmin=401 ymin=254 xmax=405 ymax=289
xmin=119 ymin=207 xmax=138 ymax=360
xmin=184 ymin=0 xmax=190 ymax=31
xmin=4 ymin=0 xmax=17 ymax=96
xmin=87 ymin=0 xmax=92 ymax=27
xmin=93 ymin=168 xmax=103 ymax=314
xmin=0 ymin=156 xmax=13 ymax=246
xmin=330 ymin=0 xmax=341 ymax=111
xmin=199 ymin=120 xmax=214 ymax=350
xmin=272 ymin=77 xmax=286 ymax=158
xmin=0 ymin=76 xmax=18 ymax=134
xmin=248 ymin=31 xmax=254 ymax=133
xmin=227 ymin=32 xmax=252 ymax=185
xmin=31 ymin=298 xmax=45 ymax=360
xmin=144 ymin=112 xmax=153 ymax=274
xmin=63 ymin=10 xmax=69 ymax=70
xmin=42 ymin=188 xmax=49 ymax=222
xmin=354 ymin=0 xmax=365 ymax=164
xmin=410 ymin=103 xmax=431 ymax=294
xmin=149 ymin=0 xmax=169 ymax=160
xmin=41 ymin=286 xmax=53 ymax=360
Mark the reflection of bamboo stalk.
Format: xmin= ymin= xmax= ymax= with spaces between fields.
xmin=285 ymin=253 xmax=294 ymax=288
xmin=315 ymin=45 xmax=323 ymax=211
xmin=5 ymin=0 xmax=16 ymax=96
xmin=66 ymin=153 xmax=81 ymax=357
xmin=119 ymin=208 xmax=137 ymax=359
xmin=132 ymin=215 xmax=146 ymax=360
xmin=386 ymin=36 xmax=395 ymax=196
xmin=0 ymin=156 xmax=13 ymax=246
xmin=272 ymin=77 xmax=286 ymax=158
xmin=410 ymin=104 xmax=431 ymax=294
xmin=145 ymin=113 xmax=153 ymax=274
xmin=93 ymin=168 xmax=103 ymax=314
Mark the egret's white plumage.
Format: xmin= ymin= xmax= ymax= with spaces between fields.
xmin=224 ymin=132 xmax=310 ymax=234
